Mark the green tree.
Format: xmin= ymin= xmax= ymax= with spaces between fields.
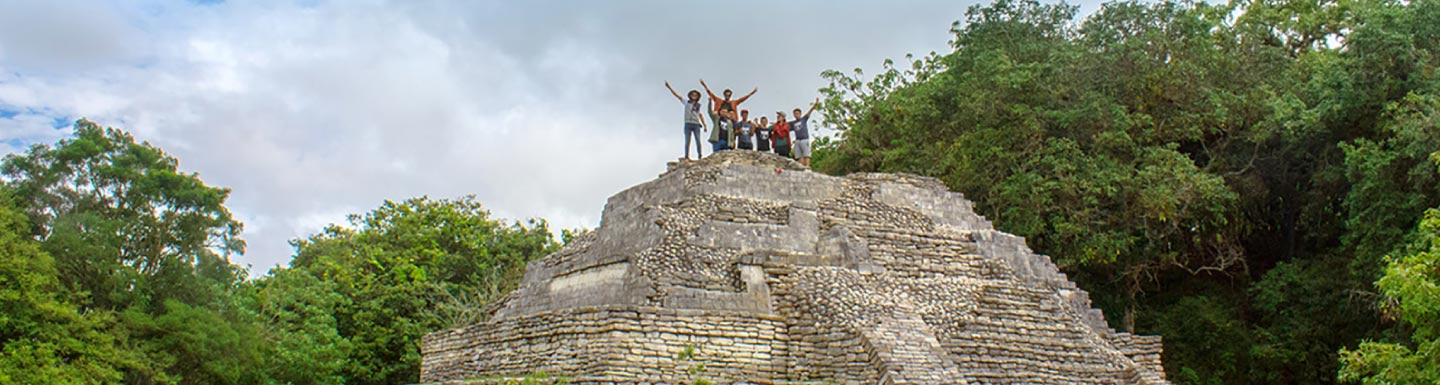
xmin=0 ymin=187 xmax=135 ymax=385
xmin=286 ymin=196 xmax=557 ymax=385
xmin=117 ymin=301 xmax=265 ymax=385
xmin=813 ymin=0 xmax=1440 ymax=382
xmin=819 ymin=0 xmax=1246 ymax=332
xmin=1 ymin=119 xmax=246 ymax=312
xmin=239 ymin=268 xmax=351 ymax=385
xmin=1339 ymin=208 xmax=1440 ymax=384
xmin=2 ymin=120 xmax=262 ymax=384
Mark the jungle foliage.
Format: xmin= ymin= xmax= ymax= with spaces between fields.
xmin=4 ymin=0 xmax=1438 ymax=382
xmin=813 ymin=0 xmax=1439 ymax=383
xmin=0 ymin=120 xmax=558 ymax=385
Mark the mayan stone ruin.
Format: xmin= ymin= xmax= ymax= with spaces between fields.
xmin=421 ymin=150 xmax=1170 ymax=384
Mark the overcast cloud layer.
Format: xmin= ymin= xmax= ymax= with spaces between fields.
xmin=0 ymin=0 xmax=1103 ymax=275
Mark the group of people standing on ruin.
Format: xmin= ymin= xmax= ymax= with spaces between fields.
xmin=665 ymin=80 xmax=818 ymax=167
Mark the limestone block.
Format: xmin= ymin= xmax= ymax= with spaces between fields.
xmin=420 ymin=151 xmax=1169 ymax=385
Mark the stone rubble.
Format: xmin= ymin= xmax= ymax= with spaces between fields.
xmin=422 ymin=150 xmax=1170 ymax=385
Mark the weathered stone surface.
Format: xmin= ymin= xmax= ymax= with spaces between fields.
xmin=422 ymin=150 xmax=1169 ymax=385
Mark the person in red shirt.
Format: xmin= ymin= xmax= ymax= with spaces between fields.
xmin=700 ymin=79 xmax=757 ymax=115
xmin=772 ymin=111 xmax=792 ymax=159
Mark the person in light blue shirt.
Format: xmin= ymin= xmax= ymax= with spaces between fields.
xmin=664 ymin=81 xmax=707 ymax=160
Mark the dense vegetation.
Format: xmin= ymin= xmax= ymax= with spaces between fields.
xmin=3 ymin=0 xmax=1437 ymax=383
xmin=813 ymin=0 xmax=1439 ymax=383
xmin=0 ymin=120 xmax=558 ymax=385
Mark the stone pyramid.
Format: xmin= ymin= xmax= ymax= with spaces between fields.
xmin=422 ymin=151 xmax=1169 ymax=385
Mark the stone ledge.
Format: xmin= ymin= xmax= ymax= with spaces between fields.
xmin=426 ymin=149 xmax=1171 ymax=385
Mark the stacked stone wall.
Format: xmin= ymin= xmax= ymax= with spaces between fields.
xmin=1113 ymin=333 xmax=1168 ymax=384
xmin=424 ymin=151 xmax=1170 ymax=385
xmin=422 ymin=306 xmax=787 ymax=384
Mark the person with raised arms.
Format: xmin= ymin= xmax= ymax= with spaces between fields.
xmin=790 ymin=98 xmax=820 ymax=167
xmin=664 ymin=81 xmax=707 ymax=160
xmin=700 ymin=79 xmax=757 ymax=115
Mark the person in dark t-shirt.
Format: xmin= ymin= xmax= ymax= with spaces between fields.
xmin=713 ymin=108 xmax=733 ymax=152
xmin=735 ymin=110 xmax=755 ymax=150
xmin=711 ymin=99 xmax=731 ymax=152
xmin=754 ymin=116 xmax=773 ymax=153
xmin=790 ymin=98 xmax=819 ymax=167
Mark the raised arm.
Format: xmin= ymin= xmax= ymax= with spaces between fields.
xmin=664 ymin=81 xmax=684 ymax=102
xmin=803 ymin=97 xmax=820 ymax=118
xmin=734 ymin=87 xmax=758 ymax=104
xmin=700 ymin=80 xmax=721 ymax=103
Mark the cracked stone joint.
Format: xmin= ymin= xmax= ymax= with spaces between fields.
xmin=422 ymin=151 xmax=1170 ymax=385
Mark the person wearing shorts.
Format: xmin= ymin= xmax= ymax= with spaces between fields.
xmin=793 ymin=139 xmax=812 ymax=162
xmin=664 ymin=81 xmax=707 ymax=160
xmin=790 ymin=98 xmax=819 ymax=167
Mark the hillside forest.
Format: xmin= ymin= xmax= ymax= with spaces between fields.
xmin=1 ymin=0 xmax=1437 ymax=384
xmin=813 ymin=0 xmax=1439 ymax=383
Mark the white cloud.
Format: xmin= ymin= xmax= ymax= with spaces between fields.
xmin=0 ymin=0 xmax=148 ymax=71
xmin=0 ymin=112 xmax=67 ymax=154
xmin=3 ymin=0 xmax=1109 ymax=276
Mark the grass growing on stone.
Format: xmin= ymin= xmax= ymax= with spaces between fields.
xmin=676 ymin=344 xmax=712 ymax=385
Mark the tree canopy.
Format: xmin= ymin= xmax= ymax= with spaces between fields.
xmin=1 ymin=120 xmax=557 ymax=385
xmin=815 ymin=0 xmax=1439 ymax=383
xmin=3 ymin=0 xmax=1438 ymax=382
xmin=1339 ymin=208 xmax=1440 ymax=384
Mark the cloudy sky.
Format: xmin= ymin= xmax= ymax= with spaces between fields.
xmin=0 ymin=0 xmax=1104 ymax=276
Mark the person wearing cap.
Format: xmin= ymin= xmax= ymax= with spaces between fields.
xmin=664 ymin=81 xmax=707 ymax=160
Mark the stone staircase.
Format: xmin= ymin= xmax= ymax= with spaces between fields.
xmin=421 ymin=151 xmax=1171 ymax=385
